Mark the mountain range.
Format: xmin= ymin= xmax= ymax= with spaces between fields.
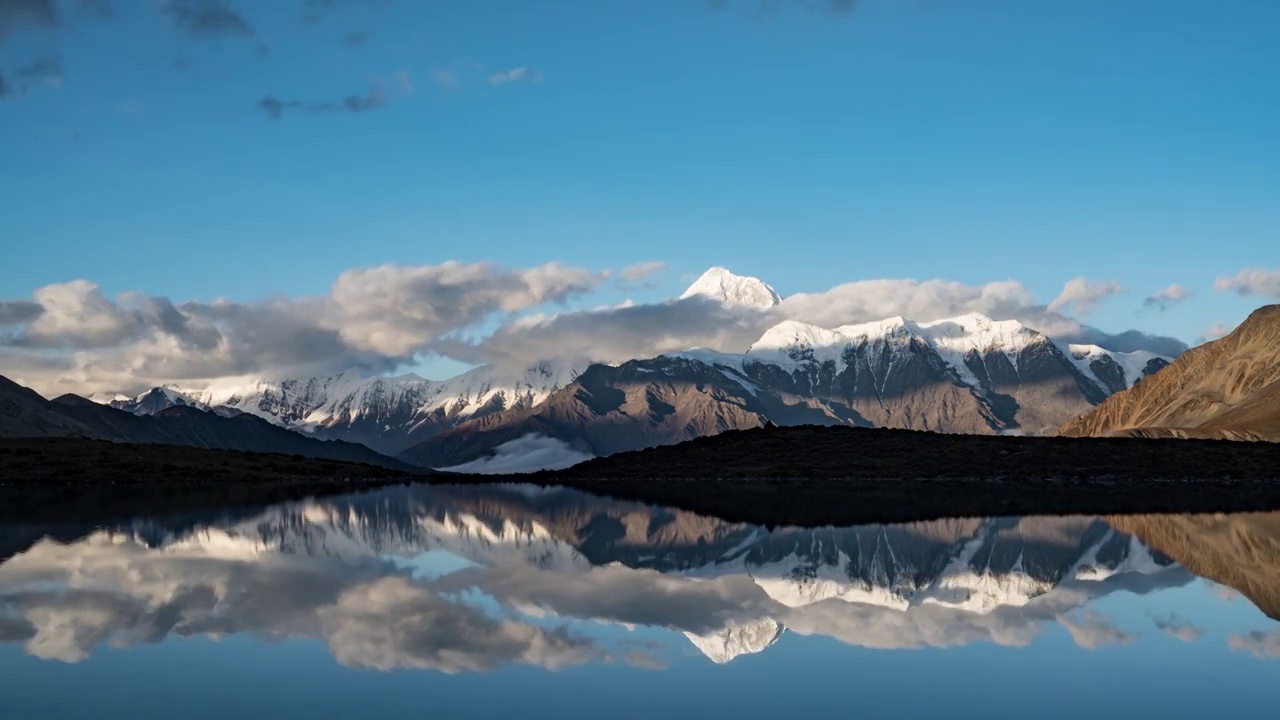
xmin=98 ymin=267 xmax=1173 ymax=469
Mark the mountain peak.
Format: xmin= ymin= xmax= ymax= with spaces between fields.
xmin=680 ymin=267 xmax=782 ymax=309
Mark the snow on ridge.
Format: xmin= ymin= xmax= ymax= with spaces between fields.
xmin=1066 ymin=343 xmax=1162 ymax=388
xmin=108 ymin=360 xmax=584 ymax=436
xmin=740 ymin=312 xmax=1045 ymax=386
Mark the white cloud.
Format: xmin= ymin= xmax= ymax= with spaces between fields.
xmin=1047 ymin=277 xmax=1126 ymax=315
xmin=1214 ymin=268 xmax=1280 ymax=299
xmin=327 ymin=261 xmax=600 ymax=357
xmin=619 ymin=261 xmax=666 ymax=283
xmin=1142 ymin=284 xmax=1192 ymax=312
xmin=20 ymin=281 xmax=151 ymax=349
xmin=488 ymin=67 xmax=543 ymax=86
xmin=440 ymin=434 xmax=593 ymax=474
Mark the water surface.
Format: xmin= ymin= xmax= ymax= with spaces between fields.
xmin=2 ymin=484 xmax=1277 ymax=718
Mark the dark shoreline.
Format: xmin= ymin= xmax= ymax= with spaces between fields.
xmin=509 ymin=425 xmax=1280 ymax=525
xmin=0 ymin=438 xmax=420 ymax=524
xmin=5 ymin=427 xmax=1280 ymax=527
xmin=515 ymin=476 xmax=1280 ymax=527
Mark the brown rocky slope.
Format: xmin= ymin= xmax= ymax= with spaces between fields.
xmin=1060 ymin=305 xmax=1280 ymax=441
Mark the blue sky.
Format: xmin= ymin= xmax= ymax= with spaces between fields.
xmin=2 ymin=0 xmax=1278 ymax=387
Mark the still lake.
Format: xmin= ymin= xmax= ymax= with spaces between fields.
xmin=1 ymin=483 xmax=1277 ymax=718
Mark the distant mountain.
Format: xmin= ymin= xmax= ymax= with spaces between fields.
xmin=109 ymin=387 xmax=241 ymax=418
xmin=403 ymin=313 xmax=1168 ymax=468
xmin=679 ymin=266 xmax=782 ymax=309
xmin=1060 ymin=305 xmax=1280 ymax=441
xmin=108 ymin=362 xmax=582 ymax=456
xmin=0 ymin=376 xmax=411 ymax=469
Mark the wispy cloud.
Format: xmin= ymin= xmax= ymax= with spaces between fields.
xmin=342 ymin=30 xmax=371 ymax=48
xmin=301 ymin=0 xmax=335 ymax=25
xmin=0 ymin=55 xmax=63 ymax=100
xmin=431 ymin=68 xmax=462 ymax=90
xmin=161 ymin=0 xmax=266 ymax=55
xmin=162 ymin=0 xmax=256 ymax=39
xmin=1048 ymin=277 xmax=1126 ymax=315
xmin=258 ymin=71 xmax=411 ymax=120
xmin=1142 ymin=284 xmax=1191 ymax=312
xmin=259 ymin=90 xmax=383 ymax=119
xmin=618 ymin=262 xmax=667 ymax=284
xmin=0 ymin=0 xmax=58 ymax=44
xmin=708 ymin=0 xmax=858 ymax=17
xmin=77 ymin=0 xmax=114 ymax=20
xmin=302 ymin=0 xmax=392 ymax=27
xmin=1215 ymin=267 xmax=1280 ymax=299
xmin=488 ymin=67 xmax=543 ymax=86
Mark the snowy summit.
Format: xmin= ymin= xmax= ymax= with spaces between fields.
xmin=680 ymin=267 xmax=782 ymax=309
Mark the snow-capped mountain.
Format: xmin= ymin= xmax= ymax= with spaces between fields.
xmin=104 ymin=268 xmax=1169 ymax=467
xmin=109 ymin=386 xmax=208 ymax=415
xmin=8 ymin=484 xmax=1193 ymax=666
xmin=680 ymin=266 xmax=782 ymax=309
xmin=110 ymin=361 xmax=582 ymax=456
xmin=403 ymin=311 xmax=1171 ymax=467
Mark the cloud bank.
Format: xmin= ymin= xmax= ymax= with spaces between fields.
xmin=0 ymin=261 xmax=605 ymax=396
xmin=0 ymin=262 xmax=1192 ymax=397
xmin=0 ymin=532 xmax=604 ymax=671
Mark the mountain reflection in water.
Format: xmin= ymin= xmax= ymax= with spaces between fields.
xmin=2 ymin=481 xmax=1280 ymax=717
xmin=1 ymin=484 xmax=1278 ymax=675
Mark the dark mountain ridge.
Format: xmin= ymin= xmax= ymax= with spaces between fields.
xmin=0 ymin=375 xmax=412 ymax=470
